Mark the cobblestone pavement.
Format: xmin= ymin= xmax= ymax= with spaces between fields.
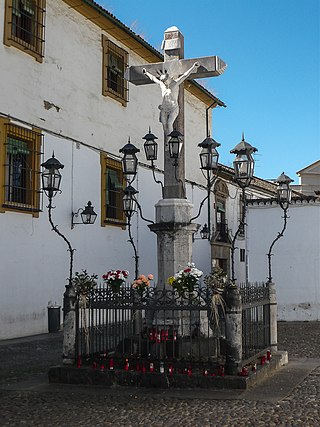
xmin=0 ymin=332 xmax=63 ymax=384
xmin=0 ymin=322 xmax=319 ymax=426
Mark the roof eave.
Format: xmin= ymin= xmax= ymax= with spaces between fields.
xmin=62 ymin=0 xmax=226 ymax=107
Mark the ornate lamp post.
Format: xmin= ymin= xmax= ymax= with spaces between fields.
xmin=41 ymin=153 xmax=76 ymax=365
xmin=119 ymin=140 xmax=154 ymax=280
xmin=267 ymin=172 xmax=293 ymax=283
xmin=191 ymin=136 xmax=220 ymax=240
xmin=122 ymin=184 xmax=140 ymax=279
xmin=230 ymin=134 xmax=258 ymax=284
xmin=121 ymin=178 xmax=153 ymax=336
xmin=41 ymin=154 xmax=74 ymax=282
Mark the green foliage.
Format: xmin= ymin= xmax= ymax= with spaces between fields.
xmin=72 ymin=270 xmax=98 ymax=297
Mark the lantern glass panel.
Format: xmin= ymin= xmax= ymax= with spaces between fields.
xmin=200 ymin=147 xmax=219 ymax=170
xmin=122 ymin=154 xmax=137 ymax=176
xmin=144 ymin=140 xmax=158 ymax=161
xmin=123 ymin=194 xmax=136 ymax=217
xmin=169 ymin=140 xmax=180 ymax=159
xmin=234 ymin=153 xmax=254 ymax=185
xmin=200 ymin=148 xmax=210 ymax=170
xmin=80 ymin=209 xmax=97 ymax=225
xmin=277 ymin=184 xmax=292 ymax=203
xmin=41 ymin=169 xmax=62 ymax=194
xmin=81 ymin=212 xmax=91 ymax=224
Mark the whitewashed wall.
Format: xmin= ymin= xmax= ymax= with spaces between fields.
xmin=0 ymin=0 xmax=223 ymax=338
xmin=247 ymin=202 xmax=320 ymax=320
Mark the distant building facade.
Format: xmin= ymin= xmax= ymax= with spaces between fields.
xmin=247 ymin=161 xmax=320 ymax=321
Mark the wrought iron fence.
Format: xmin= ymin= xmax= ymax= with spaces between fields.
xmin=75 ymin=281 xmax=271 ymax=373
xmin=239 ymin=282 xmax=271 ymax=364
xmin=75 ymin=284 xmax=226 ymax=374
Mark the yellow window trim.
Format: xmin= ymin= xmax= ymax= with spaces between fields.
xmin=100 ymin=153 xmax=126 ymax=228
xmin=102 ymin=35 xmax=128 ymax=107
xmin=0 ymin=117 xmax=42 ymax=217
xmin=3 ymin=0 xmax=46 ymax=63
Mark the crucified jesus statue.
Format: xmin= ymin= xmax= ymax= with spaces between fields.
xmin=142 ymin=62 xmax=200 ymax=135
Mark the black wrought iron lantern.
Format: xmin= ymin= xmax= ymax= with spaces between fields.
xmin=80 ymin=201 xmax=97 ymax=225
xmin=168 ymin=130 xmax=183 ymax=159
xmin=71 ymin=201 xmax=97 ymax=229
xmin=230 ymin=134 xmax=257 ymax=188
xmin=200 ymin=223 xmax=210 ymax=240
xmin=119 ymin=139 xmax=140 ymax=178
xmin=41 ymin=152 xmax=64 ymax=198
xmin=198 ymin=137 xmax=220 ymax=171
xmin=142 ymin=128 xmax=158 ymax=161
xmin=276 ymin=172 xmax=293 ymax=207
xmin=123 ymin=185 xmax=139 ymax=218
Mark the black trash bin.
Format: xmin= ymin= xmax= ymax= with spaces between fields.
xmin=47 ymin=305 xmax=61 ymax=333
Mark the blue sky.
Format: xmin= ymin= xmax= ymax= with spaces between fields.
xmin=97 ymin=0 xmax=319 ymax=183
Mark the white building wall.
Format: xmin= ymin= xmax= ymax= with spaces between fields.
xmin=247 ymin=202 xmax=320 ymax=320
xmin=0 ymin=0 xmax=220 ymax=338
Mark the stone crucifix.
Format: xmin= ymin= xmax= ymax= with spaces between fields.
xmin=128 ymin=27 xmax=226 ymax=291
xmin=128 ymin=26 xmax=226 ymax=199
xmin=142 ymin=61 xmax=200 ymax=136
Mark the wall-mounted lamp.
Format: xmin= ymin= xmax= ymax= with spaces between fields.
xmin=71 ymin=201 xmax=97 ymax=229
xmin=193 ymin=223 xmax=211 ymax=241
xmin=199 ymin=223 xmax=210 ymax=240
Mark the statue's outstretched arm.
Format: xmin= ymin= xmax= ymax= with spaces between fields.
xmin=175 ymin=62 xmax=200 ymax=85
xmin=143 ymin=68 xmax=161 ymax=85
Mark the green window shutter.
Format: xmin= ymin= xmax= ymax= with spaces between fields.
xmin=6 ymin=137 xmax=30 ymax=155
xmin=21 ymin=0 xmax=36 ymax=15
xmin=12 ymin=0 xmax=22 ymax=16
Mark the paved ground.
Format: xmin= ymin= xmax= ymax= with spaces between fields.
xmin=0 ymin=321 xmax=319 ymax=426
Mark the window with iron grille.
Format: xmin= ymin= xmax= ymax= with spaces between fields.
xmin=3 ymin=0 xmax=46 ymax=62
xmin=0 ymin=119 xmax=42 ymax=215
xmin=101 ymin=154 xmax=126 ymax=226
xmin=102 ymin=35 xmax=128 ymax=106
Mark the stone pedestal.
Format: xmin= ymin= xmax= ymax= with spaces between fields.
xmin=149 ymin=198 xmax=198 ymax=329
xmin=268 ymin=281 xmax=278 ymax=352
xmin=225 ymin=285 xmax=242 ymax=375
xmin=149 ymin=198 xmax=199 ymax=288
xmin=62 ymin=284 xmax=77 ymax=365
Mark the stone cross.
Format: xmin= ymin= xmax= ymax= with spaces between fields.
xmin=128 ymin=27 xmax=226 ymax=292
xmin=128 ymin=26 xmax=226 ymax=199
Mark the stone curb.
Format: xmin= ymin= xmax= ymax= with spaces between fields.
xmin=48 ymin=351 xmax=288 ymax=390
